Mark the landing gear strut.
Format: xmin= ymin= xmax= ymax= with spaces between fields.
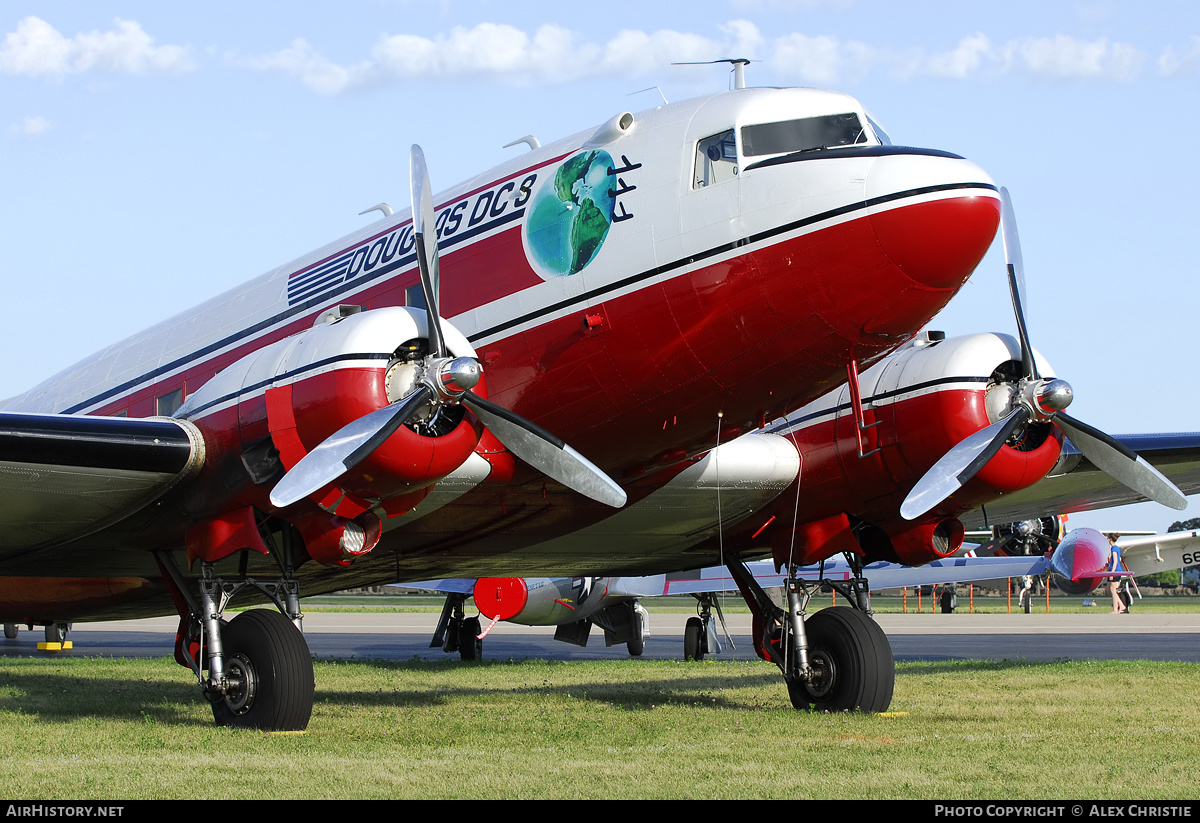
xmin=155 ymin=522 xmax=314 ymax=731
xmin=683 ymin=593 xmax=727 ymax=661
xmin=727 ymin=558 xmax=893 ymax=713
xmin=430 ymin=594 xmax=483 ymax=660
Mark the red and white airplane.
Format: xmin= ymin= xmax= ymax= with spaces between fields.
xmin=3 ymin=70 xmax=1197 ymax=730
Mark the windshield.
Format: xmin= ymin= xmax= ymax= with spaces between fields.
xmin=741 ymin=113 xmax=868 ymax=157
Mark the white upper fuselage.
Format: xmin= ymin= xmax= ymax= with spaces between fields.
xmin=5 ymin=86 xmax=994 ymax=429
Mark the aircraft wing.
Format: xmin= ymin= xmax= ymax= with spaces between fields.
xmin=658 ymin=556 xmax=1049 ymax=595
xmin=959 ymin=433 xmax=1200 ymax=528
xmin=394 ymin=579 xmax=477 ymax=595
xmin=1116 ymin=529 xmax=1200 ymax=578
xmin=0 ymin=412 xmax=204 ymax=556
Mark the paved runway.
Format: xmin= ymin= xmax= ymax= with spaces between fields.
xmin=3 ymin=611 xmax=1198 ymax=664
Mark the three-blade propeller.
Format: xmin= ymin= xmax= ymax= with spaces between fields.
xmin=270 ymin=146 xmax=627 ymax=510
xmin=900 ymin=188 xmax=1186 ymax=520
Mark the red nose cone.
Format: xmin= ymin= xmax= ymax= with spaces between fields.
xmin=473 ymin=577 xmax=529 ymax=621
xmin=869 ymin=194 xmax=1001 ymax=291
xmin=1048 ymin=528 xmax=1111 ymax=595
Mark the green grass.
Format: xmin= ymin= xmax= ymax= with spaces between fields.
xmin=0 ymin=655 xmax=1196 ymax=799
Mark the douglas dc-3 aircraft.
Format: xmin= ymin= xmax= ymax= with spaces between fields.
xmin=4 ymin=67 xmax=1199 ymax=731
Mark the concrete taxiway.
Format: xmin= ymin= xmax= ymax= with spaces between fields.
xmin=2 ymin=611 xmax=1197 ymax=664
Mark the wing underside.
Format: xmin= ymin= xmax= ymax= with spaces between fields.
xmin=0 ymin=412 xmax=204 ymax=556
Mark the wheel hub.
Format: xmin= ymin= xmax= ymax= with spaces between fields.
xmin=222 ymin=653 xmax=257 ymax=715
xmin=804 ymin=648 xmax=837 ymax=699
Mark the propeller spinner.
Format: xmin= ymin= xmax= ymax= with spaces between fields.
xmin=270 ymin=146 xmax=627 ymax=510
xmin=901 ymin=188 xmax=1186 ymax=520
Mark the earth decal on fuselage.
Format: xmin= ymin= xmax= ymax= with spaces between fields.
xmin=523 ymin=150 xmax=616 ymax=278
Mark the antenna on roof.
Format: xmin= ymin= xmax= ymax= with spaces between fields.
xmin=629 ymin=86 xmax=669 ymax=106
xmin=671 ymin=58 xmax=754 ymax=90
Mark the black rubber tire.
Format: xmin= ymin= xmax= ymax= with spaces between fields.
xmin=786 ymin=607 xmax=894 ymax=713
xmin=1120 ymin=590 xmax=1133 ymax=612
xmin=211 ymin=610 xmax=314 ymax=731
xmin=627 ymin=612 xmax=646 ymax=657
xmin=1022 ymin=592 xmax=1032 ymax=614
xmin=940 ymin=589 xmax=955 ymax=614
xmin=683 ymin=616 xmax=705 ymax=661
xmin=45 ymin=623 xmax=69 ymax=643
xmin=458 ymin=617 xmax=482 ymax=661
xmin=4 ymin=624 xmax=17 ymax=639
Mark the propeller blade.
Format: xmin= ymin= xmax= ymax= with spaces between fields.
xmin=901 ymin=407 xmax=1030 ymax=521
xmin=1053 ymin=413 xmax=1187 ymax=510
xmin=269 ymin=385 xmax=434 ymax=508
xmin=410 ymin=145 xmax=445 ymax=359
xmin=999 ymin=187 xmax=1038 ymax=380
xmin=461 ymin=391 xmax=627 ymax=508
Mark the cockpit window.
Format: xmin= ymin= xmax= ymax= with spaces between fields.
xmin=867 ymin=114 xmax=893 ymax=146
xmin=741 ymin=113 xmax=868 ymax=157
xmin=694 ymin=130 xmax=737 ymax=188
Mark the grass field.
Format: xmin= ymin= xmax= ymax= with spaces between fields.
xmin=0 ymin=654 xmax=1197 ymax=799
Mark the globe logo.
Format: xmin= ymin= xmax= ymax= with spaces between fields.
xmin=524 ymin=150 xmax=616 ymax=278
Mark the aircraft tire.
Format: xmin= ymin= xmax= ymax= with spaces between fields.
xmin=45 ymin=623 xmax=69 ymax=643
xmin=786 ymin=607 xmax=894 ymax=713
xmin=627 ymin=611 xmax=645 ymax=657
xmin=940 ymin=589 xmax=955 ymax=614
xmin=458 ymin=617 xmax=482 ymax=661
xmin=4 ymin=624 xmax=17 ymax=639
xmin=210 ymin=609 xmax=314 ymax=731
xmin=684 ymin=617 xmax=705 ymax=661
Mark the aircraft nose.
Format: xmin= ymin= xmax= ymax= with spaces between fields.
xmin=865 ymin=153 xmax=1000 ymax=291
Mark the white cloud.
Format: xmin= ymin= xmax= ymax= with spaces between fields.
xmin=1004 ymin=36 xmax=1143 ymax=80
xmin=1159 ymin=36 xmax=1200 ymax=76
xmin=923 ymin=33 xmax=994 ymax=79
xmin=238 ymin=22 xmax=1154 ymax=94
xmin=0 ymin=16 xmax=194 ymax=77
xmin=10 ymin=115 xmax=51 ymax=137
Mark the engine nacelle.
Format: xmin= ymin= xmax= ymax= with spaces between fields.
xmin=884 ymin=518 xmax=965 ymax=566
xmin=776 ymin=333 xmax=1064 ymax=565
xmin=181 ymin=306 xmax=485 ymax=505
xmin=1048 ymin=527 xmax=1112 ymax=594
xmin=473 ymin=577 xmax=611 ymax=625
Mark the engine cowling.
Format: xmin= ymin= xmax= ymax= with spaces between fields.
xmin=177 ymin=306 xmax=489 ymax=563
xmin=473 ymin=577 xmax=611 ymax=625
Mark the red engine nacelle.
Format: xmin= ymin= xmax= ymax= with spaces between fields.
xmin=768 ymin=333 xmax=1065 ymax=567
xmin=178 ymin=306 xmax=489 ymax=564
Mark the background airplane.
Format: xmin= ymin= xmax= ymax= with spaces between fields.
xmin=400 ymin=552 xmax=1052 ymax=661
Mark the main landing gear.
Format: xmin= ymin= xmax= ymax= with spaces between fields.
xmin=430 ymin=594 xmax=483 ymax=661
xmin=726 ymin=556 xmax=894 ymax=713
xmin=155 ymin=525 xmax=314 ymax=732
xmin=683 ymin=593 xmax=729 ymax=662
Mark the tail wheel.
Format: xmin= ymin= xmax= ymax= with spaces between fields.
xmin=684 ymin=616 xmax=705 ymax=661
xmin=211 ymin=609 xmax=314 ymax=731
xmin=458 ymin=616 xmax=482 ymax=661
xmin=786 ymin=607 xmax=894 ymax=713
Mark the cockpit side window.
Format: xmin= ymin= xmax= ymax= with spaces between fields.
xmin=741 ymin=113 xmax=868 ymax=157
xmin=694 ymin=130 xmax=737 ymax=188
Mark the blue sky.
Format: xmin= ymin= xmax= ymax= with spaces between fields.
xmin=3 ymin=2 xmax=1198 ymax=533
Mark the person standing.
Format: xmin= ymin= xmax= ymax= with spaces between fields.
xmin=1106 ymin=533 xmax=1128 ymax=614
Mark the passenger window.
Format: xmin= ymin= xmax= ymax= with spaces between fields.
xmin=157 ymin=389 xmax=183 ymax=417
xmin=694 ymin=130 xmax=737 ymax=188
